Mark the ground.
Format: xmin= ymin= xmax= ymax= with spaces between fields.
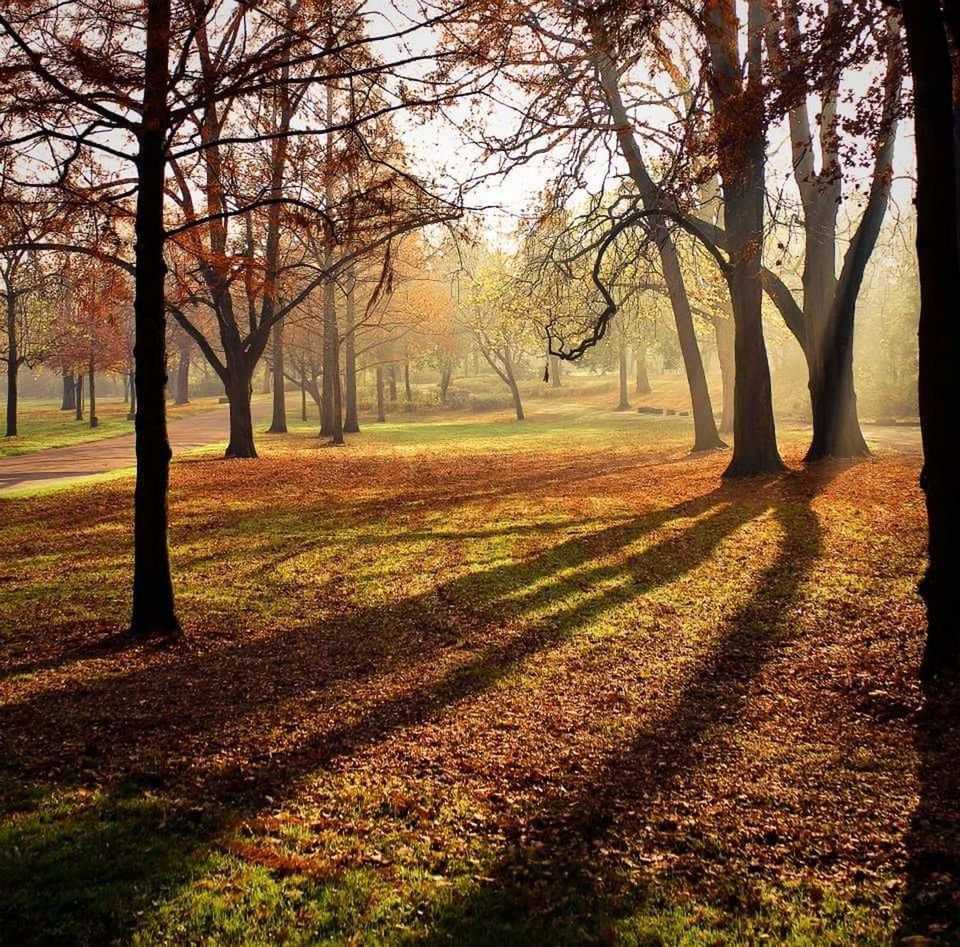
xmin=0 ymin=390 xmax=956 ymax=946
xmin=0 ymin=395 xmax=226 ymax=458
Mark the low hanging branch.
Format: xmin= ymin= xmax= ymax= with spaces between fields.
xmin=546 ymin=205 xmax=730 ymax=361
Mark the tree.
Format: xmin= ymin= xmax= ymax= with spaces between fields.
xmin=899 ymin=0 xmax=960 ymax=675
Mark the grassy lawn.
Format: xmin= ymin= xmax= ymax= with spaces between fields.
xmin=0 ymin=398 xmax=955 ymax=945
xmin=0 ymin=395 xmax=227 ymax=457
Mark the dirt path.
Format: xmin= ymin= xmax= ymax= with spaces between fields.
xmin=0 ymin=401 xmax=272 ymax=494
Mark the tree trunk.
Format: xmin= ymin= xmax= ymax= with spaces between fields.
xmin=320 ymin=273 xmax=341 ymax=438
xmin=343 ymin=278 xmax=359 ymax=433
xmin=127 ymin=371 xmax=136 ymax=420
xmin=75 ymin=374 xmax=83 ymax=421
xmin=704 ymin=0 xmax=784 ymax=477
xmin=589 ymin=32 xmax=723 ymax=452
xmin=550 ymin=353 xmax=562 ymax=388
xmin=616 ymin=344 xmax=630 ymax=410
xmin=319 ymin=288 xmax=343 ymax=445
xmin=5 ymin=296 xmax=17 ymax=437
xmin=375 ymin=364 xmax=386 ymax=421
xmin=404 ymin=360 xmax=412 ymax=401
xmin=439 ymin=361 xmax=452 ymax=402
xmin=387 ymin=364 xmax=398 ymax=401
xmin=174 ymin=349 xmax=190 ymax=405
xmin=722 ymin=181 xmax=785 ymax=477
xmin=714 ymin=318 xmax=734 ymax=435
xmin=267 ymin=320 xmax=287 ymax=432
xmin=61 ymin=371 xmax=75 ymax=411
xmin=88 ymin=364 xmax=98 ymax=428
xmin=902 ymin=0 xmax=960 ymax=674
xmin=505 ymin=355 xmax=525 ymax=421
xmin=224 ymin=366 xmax=257 ymax=458
xmin=129 ymin=0 xmax=180 ymax=639
xmin=300 ymin=366 xmax=308 ymax=421
xmin=635 ymin=342 xmax=651 ymax=394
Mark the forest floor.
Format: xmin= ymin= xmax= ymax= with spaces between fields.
xmin=0 ymin=397 xmax=956 ymax=946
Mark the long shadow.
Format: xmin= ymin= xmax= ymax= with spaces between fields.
xmin=1 ymin=479 xmax=754 ymax=944
xmin=897 ymin=674 xmax=960 ymax=943
xmin=403 ymin=467 xmax=838 ymax=944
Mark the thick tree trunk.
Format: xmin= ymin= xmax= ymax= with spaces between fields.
xmin=376 ymin=365 xmax=386 ymax=421
xmin=902 ymin=0 xmax=960 ymax=674
xmin=722 ymin=182 xmax=785 ymax=477
xmin=343 ymin=279 xmax=359 ymax=434
xmin=550 ymin=353 xmax=562 ymax=388
xmin=267 ymin=321 xmax=287 ymax=432
xmin=174 ymin=349 xmax=190 ymax=405
xmin=704 ymin=0 xmax=784 ymax=477
xmin=404 ymin=360 xmax=412 ymax=401
xmin=5 ymin=298 xmax=16 ymax=437
xmin=617 ymin=344 xmax=630 ymax=410
xmin=129 ymin=0 xmax=180 ymax=639
xmin=75 ymin=375 xmax=83 ymax=421
xmin=224 ymin=366 xmax=257 ymax=458
xmin=61 ymin=371 xmax=75 ymax=411
xmin=88 ymin=364 xmax=98 ymax=428
xmin=714 ymin=318 xmax=734 ymax=435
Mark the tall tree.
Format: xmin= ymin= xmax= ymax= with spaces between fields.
xmin=900 ymin=0 xmax=960 ymax=674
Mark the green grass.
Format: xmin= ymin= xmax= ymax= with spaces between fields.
xmin=0 ymin=391 xmax=937 ymax=946
xmin=0 ymin=395 xmax=226 ymax=457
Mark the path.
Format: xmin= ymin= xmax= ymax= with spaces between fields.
xmin=0 ymin=401 xmax=272 ymax=495
xmin=0 ymin=407 xmax=922 ymax=496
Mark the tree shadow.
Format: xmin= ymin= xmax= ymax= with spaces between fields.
xmin=897 ymin=674 xmax=960 ymax=944
xmin=0 ymin=463 xmax=842 ymax=944
xmin=400 ymin=469 xmax=838 ymax=944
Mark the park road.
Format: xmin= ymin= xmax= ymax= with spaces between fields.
xmin=0 ymin=400 xmax=272 ymax=495
xmin=0 ymin=410 xmax=921 ymax=496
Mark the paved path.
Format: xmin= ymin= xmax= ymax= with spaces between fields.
xmin=0 ymin=401 xmax=272 ymax=495
xmin=0 ymin=407 xmax=922 ymax=497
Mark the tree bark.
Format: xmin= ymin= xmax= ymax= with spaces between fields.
xmin=617 ymin=344 xmax=630 ymax=410
xmin=388 ymin=364 xmax=398 ymax=401
xmin=343 ymin=276 xmax=359 ymax=433
xmin=505 ymin=354 xmax=525 ymax=421
xmin=550 ymin=352 xmax=562 ymax=388
xmin=224 ymin=364 xmax=257 ymax=458
xmin=901 ymin=0 xmax=960 ymax=674
xmin=267 ymin=320 xmax=287 ymax=432
xmin=404 ymin=360 xmax=412 ymax=401
xmin=174 ymin=349 xmax=190 ymax=404
xmin=88 ymin=364 xmax=98 ymax=427
xmin=439 ymin=361 xmax=452 ymax=402
xmin=375 ymin=364 xmax=386 ymax=421
xmin=75 ymin=374 xmax=83 ymax=421
xmin=635 ymin=342 xmax=651 ymax=394
xmin=127 ymin=370 xmax=136 ymax=420
xmin=129 ymin=0 xmax=180 ymax=639
xmin=713 ymin=317 xmax=734 ymax=435
xmin=61 ymin=371 xmax=75 ymax=411
xmin=300 ymin=366 xmax=308 ymax=421
xmin=5 ymin=295 xmax=17 ymax=437
xmin=320 ymin=273 xmax=343 ymax=444
xmin=704 ymin=0 xmax=784 ymax=477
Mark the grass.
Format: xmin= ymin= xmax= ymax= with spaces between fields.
xmin=0 ymin=394 xmax=227 ymax=457
xmin=0 ymin=387 xmax=953 ymax=946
